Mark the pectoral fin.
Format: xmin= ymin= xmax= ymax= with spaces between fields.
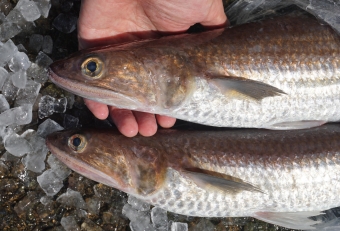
xmin=209 ymin=76 xmax=286 ymax=101
xmin=265 ymin=120 xmax=327 ymax=130
xmin=254 ymin=211 xmax=323 ymax=230
xmin=181 ymin=168 xmax=263 ymax=194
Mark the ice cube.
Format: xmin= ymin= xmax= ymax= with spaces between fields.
xmin=0 ymin=39 xmax=18 ymax=66
xmin=52 ymin=13 xmax=78 ymax=33
xmin=56 ymin=188 xmax=87 ymax=209
xmin=35 ymin=51 xmax=53 ymax=67
xmin=8 ymin=51 xmax=31 ymax=72
xmin=4 ymin=132 xmax=31 ymax=157
xmin=40 ymin=196 xmax=53 ymax=205
xmin=171 ymin=222 xmax=188 ymax=231
xmin=21 ymin=134 xmax=48 ymax=173
xmin=63 ymin=114 xmax=79 ymax=129
xmin=42 ymin=35 xmax=53 ymax=54
xmin=0 ymin=21 xmax=22 ymax=41
xmin=5 ymin=8 xmax=24 ymax=24
xmin=2 ymin=78 xmax=19 ymax=104
xmin=81 ymin=219 xmax=103 ymax=231
xmin=29 ymin=34 xmax=43 ymax=53
xmin=54 ymin=97 xmax=67 ymax=113
xmin=36 ymin=118 xmax=63 ymax=138
xmin=38 ymin=95 xmax=55 ymax=118
xmin=61 ymin=216 xmax=81 ymax=231
xmin=26 ymin=62 xmax=49 ymax=83
xmin=122 ymin=204 xmax=155 ymax=231
xmin=17 ymin=0 xmax=41 ymax=22
xmin=0 ymin=104 xmax=32 ymax=126
xmin=47 ymin=154 xmax=71 ymax=180
xmin=128 ymin=195 xmax=150 ymax=211
xmin=191 ymin=219 xmax=215 ymax=231
xmin=16 ymin=44 xmax=27 ymax=52
xmin=0 ymin=94 xmax=10 ymax=113
xmin=11 ymin=69 xmax=27 ymax=89
xmin=86 ymin=197 xmax=101 ymax=215
xmin=0 ymin=12 xmax=5 ymax=24
xmin=37 ymin=169 xmax=64 ymax=196
xmin=0 ymin=67 xmax=9 ymax=89
xmin=151 ymin=207 xmax=168 ymax=231
xmin=33 ymin=0 xmax=51 ymax=18
xmin=14 ymin=104 xmax=32 ymax=125
xmin=14 ymin=80 xmax=41 ymax=107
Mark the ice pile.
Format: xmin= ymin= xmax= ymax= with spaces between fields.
xmin=0 ymin=0 xmax=51 ymax=41
xmin=122 ymin=195 xmax=183 ymax=231
xmin=35 ymin=119 xmax=71 ymax=196
xmin=0 ymin=40 xmax=30 ymax=88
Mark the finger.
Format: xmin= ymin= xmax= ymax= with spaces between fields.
xmin=201 ymin=1 xmax=228 ymax=27
xmin=133 ymin=111 xmax=158 ymax=137
xmin=109 ymin=107 xmax=138 ymax=137
xmin=156 ymin=115 xmax=176 ymax=128
xmin=84 ymin=99 xmax=109 ymax=120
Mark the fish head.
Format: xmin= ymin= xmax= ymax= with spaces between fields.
xmin=46 ymin=128 xmax=167 ymax=196
xmin=49 ymin=46 xmax=157 ymax=111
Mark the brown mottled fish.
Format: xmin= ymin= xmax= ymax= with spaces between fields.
xmin=49 ymin=14 xmax=340 ymax=130
xmin=46 ymin=124 xmax=340 ymax=230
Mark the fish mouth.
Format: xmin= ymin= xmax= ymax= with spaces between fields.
xmin=49 ymin=69 xmax=142 ymax=110
xmin=46 ymin=132 xmax=122 ymax=189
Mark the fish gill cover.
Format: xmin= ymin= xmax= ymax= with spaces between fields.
xmin=0 ymin=0 xmax=340 ymax=230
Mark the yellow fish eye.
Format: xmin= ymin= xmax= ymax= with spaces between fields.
xmin=68 ymin=134 xmax=87 ymax=152
xmin=81 ymin=57 xmax=104 ymax=78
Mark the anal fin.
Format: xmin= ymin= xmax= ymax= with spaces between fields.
xmin=254 ymin=211 xmax=323 ymax=230
xmin=181 ymin=168 xmax=264 ymax=194
xmin=209 ymin=75 xmax=286 ymax=101
xmin=265 ymin=120 xmax=327 ymax=130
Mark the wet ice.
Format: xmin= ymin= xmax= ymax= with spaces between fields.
xmin=0 ymin=67 xmax=8 ymax=88
xmin=151 ymin=207 xmax=168 ymax=231
xmin=52 ymin=13 xmax=78 ymax=33
xmin=0 ymin=39 xmax=18 ymax=66
xmin=38 ymin=95 xmax=67 ymax=119
xmin=42 ymin=35 xmax=53 ymax=54
xmin=29 ymin=34 xmax=43 ymax=53
xmin=57 ymin=188 xmax=87 ymax=209
xmin=36 ymin=118 xmax=63 ymax=138
xmin=10 ymin=69 xmax=27 ymax=88
xmin=128 ymin=195 xmax=150 ymax=211
xmin=61 ymin=216 xmax=81 ymax=231
xmin=171 ymin=222 xmax=188 ymax=231
xmin=14 ymin=80 xmax=41 ymax=107
xmin=37 ymin=169 xmax=64 ymax=196
xmin=17 ymin=0 xmax=41 ymax=22
xmin=0 ymin=94 xmax=10 ymax=113
xmin=8 ymin=51 xmax=31 ymax=72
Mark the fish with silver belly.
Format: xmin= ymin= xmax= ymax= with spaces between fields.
xmin=46 ymin=124 xmax=340 ymax=230
xmin=49 ymin=14 xmax=340 ymax=130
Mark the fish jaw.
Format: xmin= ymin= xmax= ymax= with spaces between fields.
xmin=49 ymin=67 xmax=142 ymax=110
xmin=45 ymin=130 xmax=135 ymax=195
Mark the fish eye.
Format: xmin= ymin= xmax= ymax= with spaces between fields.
xmin=81 ymin=57 xmax=104 ymax=78
xmin=68 ymin=134 xmax=87 ymax=152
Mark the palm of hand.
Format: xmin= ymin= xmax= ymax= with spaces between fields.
xmin=78 ymin=0 xmax=227 ymax=137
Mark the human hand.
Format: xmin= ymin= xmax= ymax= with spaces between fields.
xmin=78 ymin=0 xmax=227 ymax=137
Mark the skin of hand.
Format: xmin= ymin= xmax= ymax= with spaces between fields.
xmin=78 ymin=0 xmax=227 ymax=137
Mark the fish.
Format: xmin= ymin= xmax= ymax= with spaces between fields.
xmin=46 ymin=124 xmax=340 ymax=230
xmin=49 ymin=14 xmax=340 ymax=130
